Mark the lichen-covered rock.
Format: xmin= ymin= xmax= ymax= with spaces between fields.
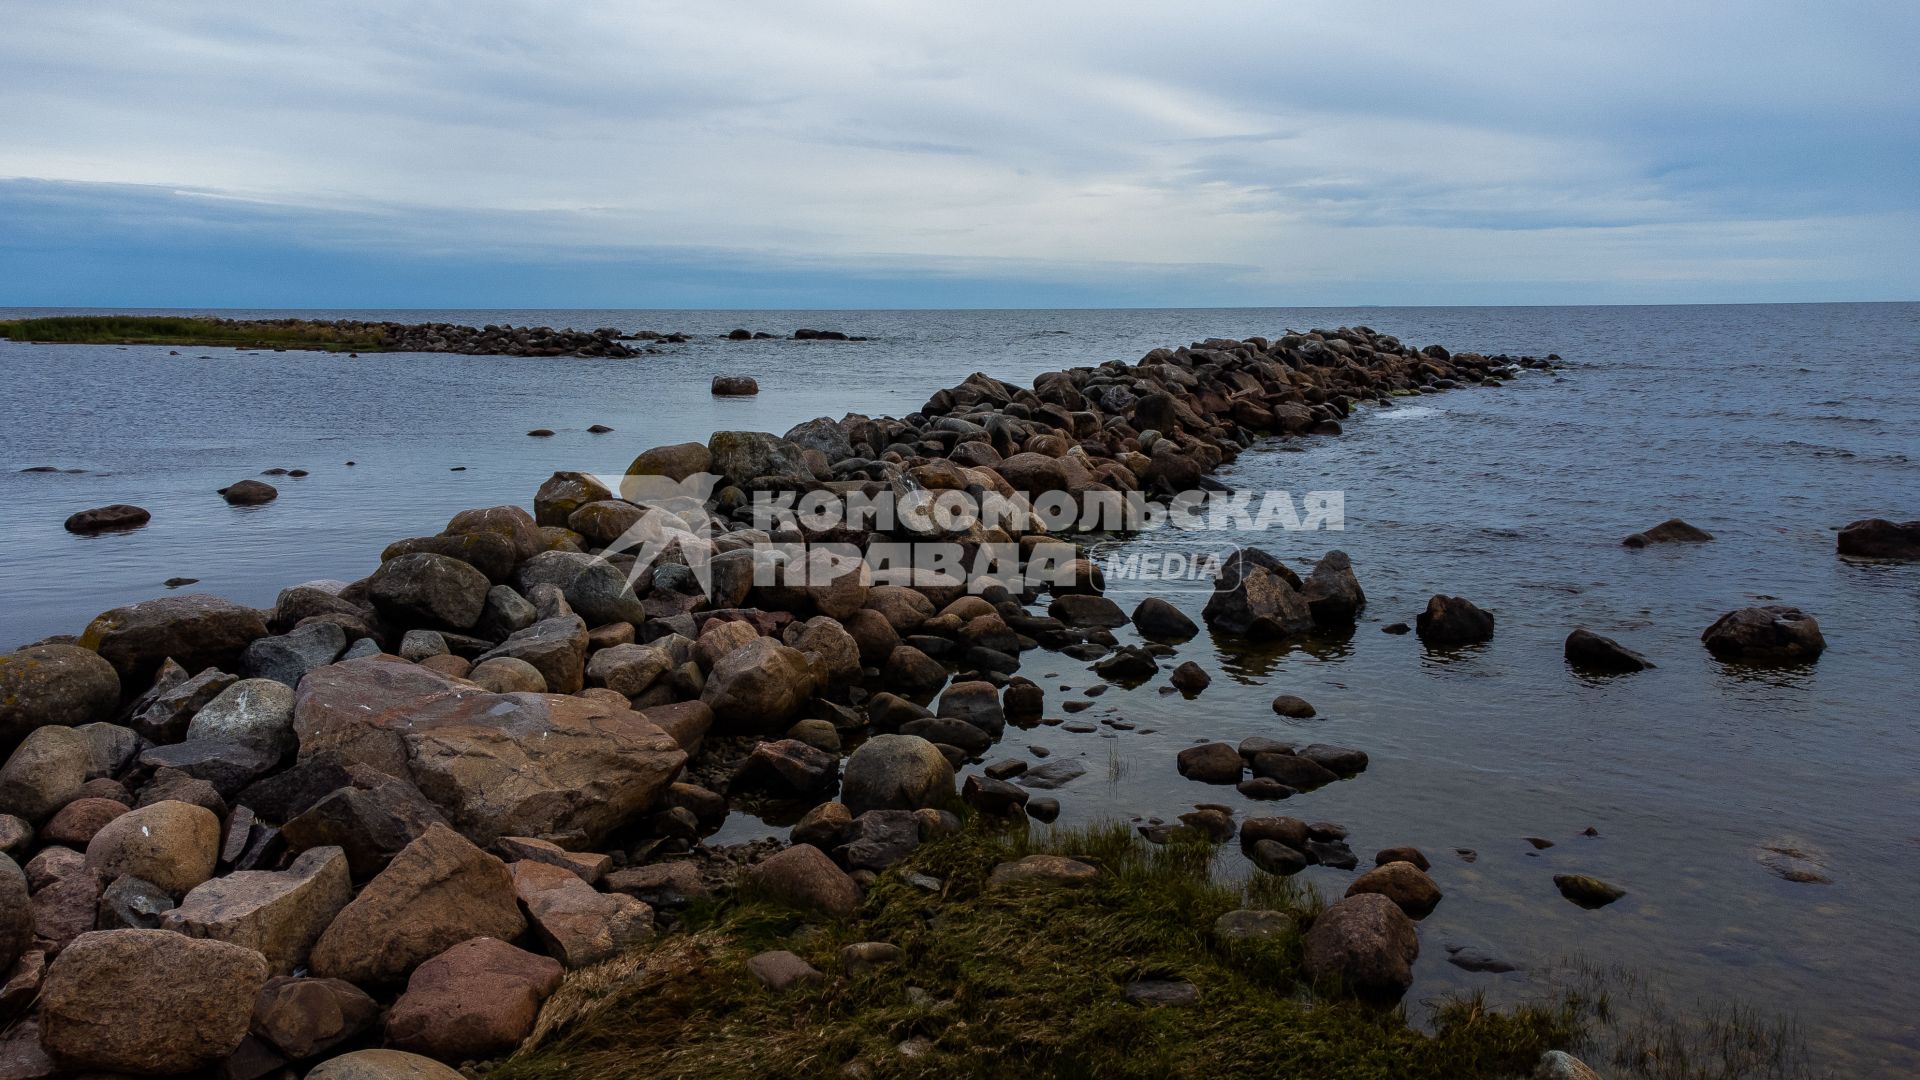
xmin=78 ymin=593 xmax=268 ymax=686
xmin=0 ymin=644 xmax=120 ymax=755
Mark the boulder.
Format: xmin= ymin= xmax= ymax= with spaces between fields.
xmin=369 ymin=553 xmax=491 ymax=631
xmin=39 ymin=929 xmax=269 ymax=1075
xmin=1837 ymin=518 xmax=1920 ymax=560
xmin=137 ymin=739 xmax=278 ymax=797
xmin=84 ymin=800 xmax=221 ymax=895
xmin=0 ymin=853 xmax=27 ymax=975
xmin=786 ymin=616 xmax=862 ymax=682
xmin=1131 ymin=597 xmax=1197 ymax=642
xmin=249 ymin=976 xmax=381 ymax=1060
xmin=1553 ymin=873 xmax=1626 ymax=908
xmin=1169 ymin=661 xmax=1210 ymax=694
xmin=1415 ymin=594 xmax=1494 ymax=646
xmin=1701 ymin=606 xmax=1826 ymax=664
xmin=383 ymin=937 xmax=562 ymax=1064
xmin=701 ymin=635 xmax=819 ymax=729
xmin=1270 ymin=694 xmax=1316 ymax=718
xmin=1563 ymin=629 xmax=1655 ymax=673
xmin=309 ymin=823 xmax=526 ymax=986
xmin=936 ymin=680 xmax=1006 ymax=736
xmin=219 ymin=479 xmax=279 ymax=506
xmin=444 ymin=505 xmax=545 ymax=564
xmin=280 ymin=772 xmax=448 ymax=878
xmin=97 ymin=873 xmax=173 ymax=930
xmin=1203 ymin=550 xmax=1313 ymax=638
xmin=708 ymin=430 xmax=809 ymax=485
xmin=64 ymin=503 xmax=151 ymax=533
xmin=468 ymin=656 xmax=548 ymax=694
xmin=987 ymin=854 xmax=1100 ymax=888
xmin=78 ymin=594 xmax=268 ymax=686
xmin=1622 ymin=518 xmax=1713 ymax=547
xmin=0 ymin=725 xmax=92 ymax=822
xmin=474 ymin=615 xmax=589 ymax=694
xmin=622 ymin=442 xmax=713 ymax=491
xmin=498 ymin=835 xmax=611 ymax=883
xmin=242 ymin=622 xmax=348 ymax=687
xmin=711 ymin=375 xmax=760 ymax=397
xmin=840 ymin=734 xmax=956 ymax=815
xmin=39 ymin=796 xmax=126 ymax=847
xmin=1301 ymin=893 xmax=1419 ymax=998
xmin=737 ymin=738 xmax=839 ymax=795
xmin=1344 ymin=861 xmax=1443 ymax=919
xmin=533 ymin=471 xmax=614 ymax=528
xmin=0 ymin=644 xmax=119 ymax=754
xmin=509 ymin=859 xmax=653 ymax=967
xmin=746 ymin=843 xmax=860 ymax=916
xmin=1048 ymin=594 xmax=1128 ymax=628
xmin=129 ymin=666 xmax=238 ymax=743
xmin=1301 ymin=550 xmax=1365 ymax=625
xmin=294 ymin=658 xmax=686 ymax=848
xmin=162 ymin=846 xmax=353 ymax=973
xmin=186 ymin=678 xmax=298 ymax=758
xmin=1176 ymin=742 xmax=1244 ymax=784
xmin=585 ymin=642 xmax=672 ymax=698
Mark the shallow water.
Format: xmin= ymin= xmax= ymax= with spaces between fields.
xmin=3 ymin=303 xmax=1918 ymax=1070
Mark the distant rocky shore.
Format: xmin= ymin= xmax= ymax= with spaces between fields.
xmin=0 ymin=325 xmax=1738 ymax=1078
xmin=0 ymin=315 xmax=869 ymax=357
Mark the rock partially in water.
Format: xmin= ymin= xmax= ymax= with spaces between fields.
xmin=218 ymin=479 xmax=278 ymax=506
xmin=1701 ymin=605 xmax=1825 ymax=664
xmin=711 ymin=375 xmax=760 ymax=396
xmin=1553 ymin=873 xmax=1626 ymax=908
xmin=64 ymin=503 xmax=151 ymax=534
xmin=1837 ymin=518 xmax=1920 ymax=560
xmin=1415 ymin=594 xmax=1494 ymax=647
xmin=1302 ymin=893 xmax=1419 ymax=999
xmin=1564 ymin=628 xmax=1655 ymax=673
xmin=1622 ymin=518 xmax=1713 ymax=547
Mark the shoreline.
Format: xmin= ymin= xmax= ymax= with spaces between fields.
xmin=1 ymin=326 xmax=1646 ymax=1078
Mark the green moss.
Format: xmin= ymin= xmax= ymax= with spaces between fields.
xmin=0 ymin=316 xmax=390 ymax=351
xmin=493 ymin=822 xmax=1579 ymax=1080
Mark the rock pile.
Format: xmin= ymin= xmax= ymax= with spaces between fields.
xmin=0 ymin=325 xmax=1547 ymax=1070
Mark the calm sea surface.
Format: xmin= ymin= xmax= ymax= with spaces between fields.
xmin=2 ymin=304 xmax=1917 ymax=1070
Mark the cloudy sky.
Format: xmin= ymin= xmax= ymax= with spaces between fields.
xmin=1 ymin=1 xmax=1913 ymax=307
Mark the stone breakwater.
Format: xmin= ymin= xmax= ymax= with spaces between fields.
xmin=0 ymin=327 xmax=1563 ymax=1076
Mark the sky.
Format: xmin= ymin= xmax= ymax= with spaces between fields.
xmin=0 ymin=1 xmax=1914 ymax=308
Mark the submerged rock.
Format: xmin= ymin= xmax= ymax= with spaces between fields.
xmin=63 ymin=503 xmax=151 ymax=534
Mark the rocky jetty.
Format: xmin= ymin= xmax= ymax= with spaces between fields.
xmin=0 ymin=325 xmax=1556 ymax=1073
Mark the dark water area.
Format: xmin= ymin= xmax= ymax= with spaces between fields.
xmin=3 ymin=303 xmax=1918 ymax=1071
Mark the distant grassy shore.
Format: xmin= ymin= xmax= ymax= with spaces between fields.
xmin=0 ymin=315 xmax=394 ymax=351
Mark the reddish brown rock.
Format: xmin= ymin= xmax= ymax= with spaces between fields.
xmin=383 ymin=937 xmax=562 ymax=1064
xmin=250 ymin=975 xmax=381 ymax=1060
xmin=309 ymin=823 xmax=525 ymax=986
xmin=39 ymin=796 xmax=127 ymax=848
xmin=509 ymin=859 xmax=653 ymax=967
